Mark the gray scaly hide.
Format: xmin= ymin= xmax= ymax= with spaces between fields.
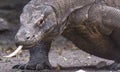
xmin=22 ymin=0 xmax=95 ymax=24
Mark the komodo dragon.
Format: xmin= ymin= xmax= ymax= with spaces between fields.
xmin=10 ymin=0 xmax=120 ymax=70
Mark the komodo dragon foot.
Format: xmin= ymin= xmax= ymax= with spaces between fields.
xmin=12 ymin=61 xmax=53 ymax=70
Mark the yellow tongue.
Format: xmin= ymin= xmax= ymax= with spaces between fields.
xmin=3 ymin=45 xmax=23 ymax=58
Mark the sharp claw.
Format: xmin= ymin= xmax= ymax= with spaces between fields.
xmin=36 ymin=64 xmax=44 ymax=70
xmin=45 ymin=62 xmax=53 ymax=69
xmin=36 ymin=64 xmax=40 ymax=70
xmin=24 ymin=64 xmax=28 ymax=70
xmin=12 ymin=65 xmax=19 ymax=69
xmin=18 ymin=64 xmax=24 ymax=70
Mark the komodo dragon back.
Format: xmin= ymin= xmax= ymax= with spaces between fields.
xmin=25 ymin=0 xmax=95 ymax=23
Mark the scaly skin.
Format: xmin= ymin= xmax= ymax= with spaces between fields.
xmin=14 ymin=0 xmax=120 ymax=70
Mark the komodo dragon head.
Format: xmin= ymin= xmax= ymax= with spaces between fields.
xmin=15 ymin=3 xmax=57 ymax=48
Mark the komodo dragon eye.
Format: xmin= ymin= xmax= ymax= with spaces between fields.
xmin=36 ymin=15 xmax=45 ymax=27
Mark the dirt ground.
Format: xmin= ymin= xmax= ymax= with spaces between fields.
xmin=0 ymin=36 xmax=116 ymax=72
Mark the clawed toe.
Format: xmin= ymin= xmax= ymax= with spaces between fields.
xmin=12 ymin=64 xmax=29 ymax=70
xmin=12 ymin=62 xmax=53 ymax=70
xmin=35 ymin=63 xmax=53 ymax=70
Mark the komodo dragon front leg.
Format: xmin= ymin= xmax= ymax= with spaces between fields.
xmin=87 ymin=1 xmax=120 ymax=70
xmin=13 ymin=41 xmax=53 ymax=70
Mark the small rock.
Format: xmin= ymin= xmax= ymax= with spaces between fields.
xmin=63 ymin=57 xmax=67 ymax=61
xmin=0 ymin=18 xmax=9 ymax=31
xmin=56 ymin=64 xmax=62 ymax=70
xmin=0 ymin=58 xmax=2 ymax=61
xmin=96 ymin=61 xmax=107 ymax=68
xmin=87 ymin=56 xmax=91 ymax=59
xmin=76 ymin=69 xmax=86 ymax=72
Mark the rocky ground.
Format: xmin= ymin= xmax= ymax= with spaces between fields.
xmin=0 ymin=36 xmax=115 ymax=72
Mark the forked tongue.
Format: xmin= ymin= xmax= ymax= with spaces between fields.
xmin=3 ymin=45 xmax=23 ymax=58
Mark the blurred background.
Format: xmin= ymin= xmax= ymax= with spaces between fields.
xmin=0 ymin=0 xmax=30 ymax=50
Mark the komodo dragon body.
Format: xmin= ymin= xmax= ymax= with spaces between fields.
xmin=14 ymin=0 xmax=120 ymax=70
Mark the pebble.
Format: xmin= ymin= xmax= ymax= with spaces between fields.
xmin=75 ymin=69 xmax=86 ymax=72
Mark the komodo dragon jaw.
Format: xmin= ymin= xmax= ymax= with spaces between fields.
xmin=15 ymin=5 xmax=57 ymax=48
